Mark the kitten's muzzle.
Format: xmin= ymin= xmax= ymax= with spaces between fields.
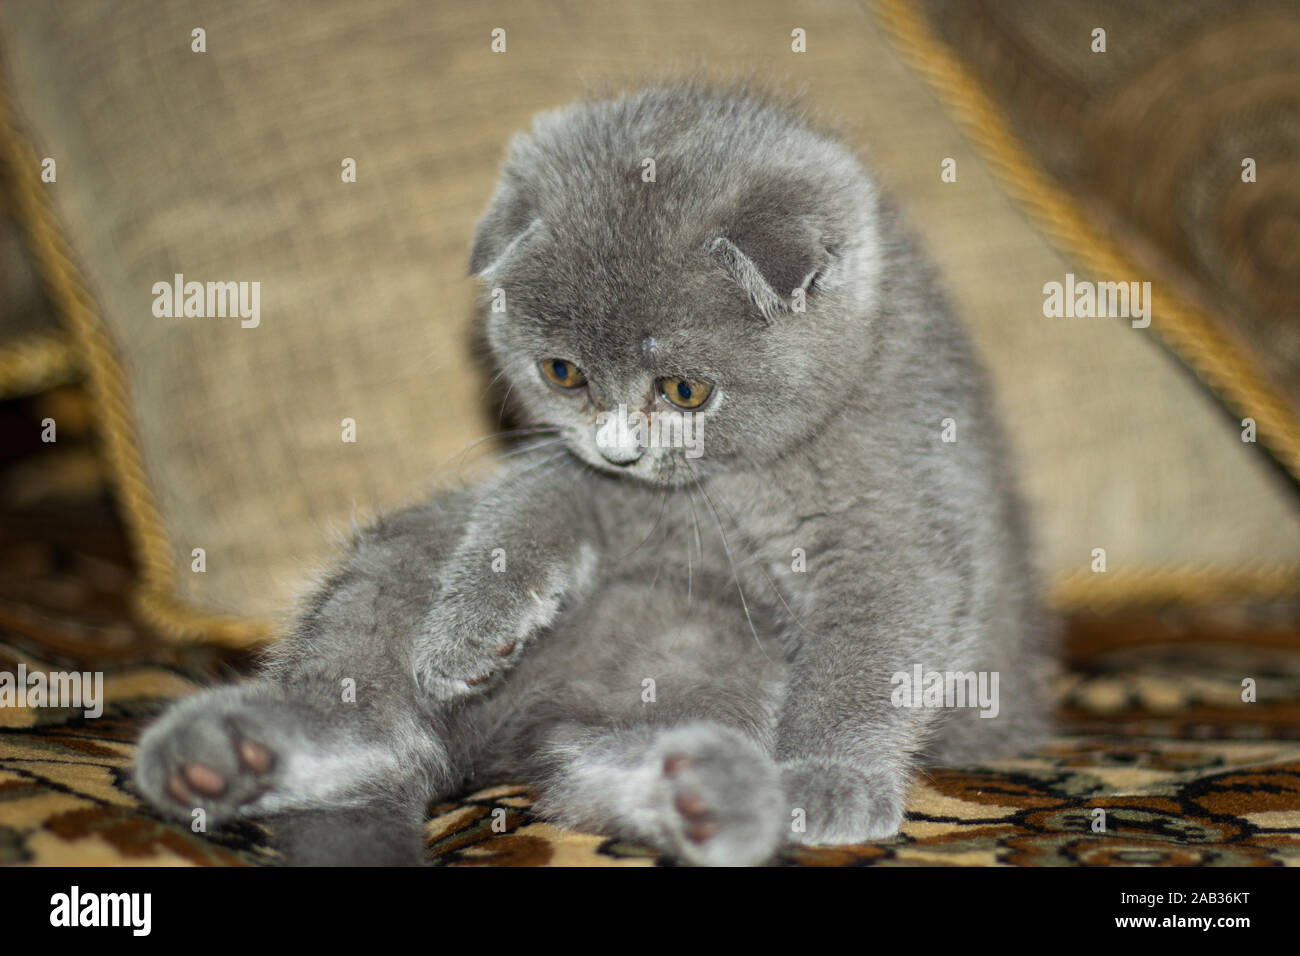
xmin=597 ymin=443 xmax=646 ymax=467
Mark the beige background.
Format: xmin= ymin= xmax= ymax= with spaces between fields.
xmin=2 ymin=0 xmax=1297 ymax=624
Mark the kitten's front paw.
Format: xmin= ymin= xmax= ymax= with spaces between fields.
xmin=780 ymin=759 xmax=908 ymax=845
xmin=413 ymin=579 xmax=563 ymax=701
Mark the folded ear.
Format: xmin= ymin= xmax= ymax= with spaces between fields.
xmin=470 ymin=210 xmax=545 ymax=279
xmin=470 ymin=135 xmax=548 ymax=278
xmin=469 ymin=174 xmax=546 ymax=279
xmin=709 ymin=204 xmax=829 ymax=321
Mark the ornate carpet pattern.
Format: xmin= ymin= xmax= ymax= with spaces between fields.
xmin=4 ymin=628 xmax=1299 ymax=867
xmin=2 ymin=394 xmax=1298 ymax=866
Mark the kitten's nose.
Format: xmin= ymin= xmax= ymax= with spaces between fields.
xmin=598 ymin=442 xmax=645 ymax=467
xmin=593 ymin=402 xmax=647 ymax=466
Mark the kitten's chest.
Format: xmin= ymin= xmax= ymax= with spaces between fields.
xmin=619 ymin=480 xmax=828 ymax=616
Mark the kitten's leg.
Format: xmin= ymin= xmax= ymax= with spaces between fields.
xmin=528 ymin=720 xmax=786 ymax=867
xmin=777 ymin=551 xmax=1050 ymax=843
xmin=413 ymin=454 xmax=605 ymax=700
xmin=135 ymin=677 xmax=450 ymax=866
xmin=775 ymin=575 xmax=973 ymax=845
xmin=136 ymin=498 xmax=473 ymax=864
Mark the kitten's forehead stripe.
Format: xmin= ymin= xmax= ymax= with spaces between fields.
xmin=641 ymin=334 xmax=659 ymax=366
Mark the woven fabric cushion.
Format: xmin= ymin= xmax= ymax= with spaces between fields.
xmin=920 ymin=0 xmax=1300 ymax=428
xmin=1 ymin=0 xmax=1297 ymax=639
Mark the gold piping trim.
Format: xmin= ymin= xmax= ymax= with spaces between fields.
xmin=0 ymin=330 xmax=78 ymax=398
xmin=1050 ymin=563 xmax=1300 ymax=610
xmin=0 ymin=72 xmax=271 ymax=648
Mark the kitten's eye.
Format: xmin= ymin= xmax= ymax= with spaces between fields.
xmin=540 ymin=358 xmax=587 ymax=390
xmin=658 ymin=377 xmax=714 ymax=410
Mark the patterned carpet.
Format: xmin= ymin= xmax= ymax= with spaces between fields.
xmin=1 ymin=392 xmax=1298 ymax=866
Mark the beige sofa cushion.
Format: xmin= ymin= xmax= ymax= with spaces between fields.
xmin=1 ymin=0 xmax=1296 ymax=644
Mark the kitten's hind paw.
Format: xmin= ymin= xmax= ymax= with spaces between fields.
xmin=650 ymin=726 xmax=785 ymax=867
xmin=161 ymin=738 xmax=275 ymax=813
xmin=135 ymin=687 xmax=297 ymax=824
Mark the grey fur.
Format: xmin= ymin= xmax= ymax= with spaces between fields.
xmin=136 ymin=83 xmax=1053 ymax=866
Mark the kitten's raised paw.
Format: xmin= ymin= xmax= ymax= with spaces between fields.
xmin=412 ymin=593 xmax=537 ymax=701
xmin=650 ymin=727 xmax=784 ymax=866
xmin=780 ymin=758 xmax=907 ymax=845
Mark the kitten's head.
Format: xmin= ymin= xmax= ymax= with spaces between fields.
xmin=471 ymin=83 xmax=884 ymax=485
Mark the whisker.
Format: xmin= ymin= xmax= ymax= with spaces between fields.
xmin=700 ymin=470 xmax=808 ymax=638
xmin=685 ymin=460 xmax=770 ymax=661
xmin=490 ymin=437 xmax=567 ymax=462
xmin=480 ymin=366 xmax=509 ymax=402
xmin=508 ymin=449 xmax=571 ymax=484
xmin=612 ymin=483 xmax=670 ymax=563
xmin=435 ymin=425 xmax=563 ymax=474
xmin=684 ymin=481 xmax=704 ymax=610
xmin=496 ymin=380 xmax=517 ymax=426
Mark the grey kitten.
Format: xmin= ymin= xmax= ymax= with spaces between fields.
xmin=136 ymin=83 xmax=1052 ymax=866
